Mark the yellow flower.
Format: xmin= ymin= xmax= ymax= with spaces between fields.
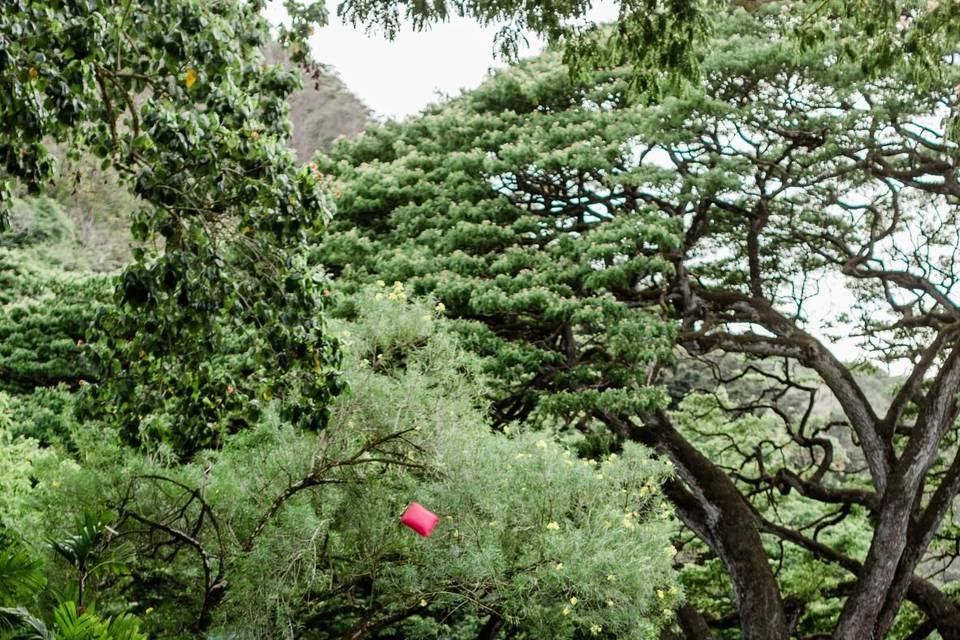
xmin=569 ymin=596 xmax=578 ymax=605
xmin=145 ymin=607 xmax=154 ymax=615
xmin=555 ymin=562 xmax=564 ymax=571
xmin=185 ymin=68 xmax=198 ymax=89
xmin=489 ymin=520 xmax=498 ymax=528
xmin=562 ymin=606 xmax=571 ymax=617
xmin=586 ymin=458 xmax=597 ymax=466
xmin=375 ymin=280 xmax=385 ymax=287
xmin=393 ymin=281 xmax=404 ymax=291
xmin=590 ymin=625 xmax=602 ymax=636
xmin=669 ymin=586 xmax=678 ymax=596
xmin=622 ymin=518 xmax=633 ymax=529
xmin=536 ymin=439 xmax=547 ymax=449
xmin=607 ymin=452 xmax=618 ymax=461
xmin=664 ymin=545 xmax=678 ymax=557
xmin=606 ymin=574 xmax=616 ymax=582
xmin=435 ymin=302 xmax=446 ymax=313
xmin=662 ymin=608 xmax=672 ymax=617
xmin=503 ymin=426 xmax=511 ymax=435
xmin=606 ymin=599 xmax=614 ymax=608
xmin=452 ymin=529 xmax=459 ymax=538
xmin=546 ymin=521 xmax=560 ymax=530
xmin=603 ymin=520 xmax=612 ymax=529
xmin=420 ymin=598 xmax=428 ymax=607
xmin=656 ymin=589 xmax=665 ymax=599
xmin=50 ymin=480 xmax=61 ymax=489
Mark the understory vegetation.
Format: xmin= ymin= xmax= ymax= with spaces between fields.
xmin=1 ymin=200 xmax=677 ymax=639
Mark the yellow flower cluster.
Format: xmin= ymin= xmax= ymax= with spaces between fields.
xmin=387 ymin=281 xmax=407 ymax=301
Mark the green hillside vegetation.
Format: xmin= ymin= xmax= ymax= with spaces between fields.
xmin=1 ymin=200 xmax=678 ymax=639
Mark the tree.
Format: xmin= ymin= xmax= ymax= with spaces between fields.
xmin=1 ymin=1 xmax=342 ymax=456
xmin=335 ymin=0 xmax=960 ymax=113
xmin=315 ymin=7 xmax=960 ymax=639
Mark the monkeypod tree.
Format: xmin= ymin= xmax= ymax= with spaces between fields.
xmin=1 ymin=1 xmax=341 ymax=456
xmin=316 ymin=7 xmax=960 ymax=639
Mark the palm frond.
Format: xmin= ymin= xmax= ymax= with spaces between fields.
xmin=0 ymin=606 xmax=53 ymax=640
xmin=0 ymin=544 xmax=44 ymax=605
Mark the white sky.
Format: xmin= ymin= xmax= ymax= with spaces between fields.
xmin=266 ymin=0 xmax=619 ymax=120
xmin=263 ymin=1 xmax=903 ymax=374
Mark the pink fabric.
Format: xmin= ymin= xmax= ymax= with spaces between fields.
xmin=400 ymin=502 xmax=439 ymax=537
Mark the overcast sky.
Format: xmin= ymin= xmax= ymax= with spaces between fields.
xmin=266 ymin=0 xmax=619 ymax=120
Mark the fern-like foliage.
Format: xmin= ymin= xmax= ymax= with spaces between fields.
xmin=0 ymin=540 xmax=44 ymax=606
xmin=0 ymin=606 xmax=52 ymax=640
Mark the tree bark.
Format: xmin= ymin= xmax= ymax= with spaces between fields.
xmin=605 ymin=410 xmax=789 ymax=640
xmin=677 ymin=603 xmax=716 ymax=640
xmin=834 ymin=346 xmax=960 ymax=639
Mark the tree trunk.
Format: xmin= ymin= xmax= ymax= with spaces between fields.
xmin=606 ymin=410 xmax=789 ymax=640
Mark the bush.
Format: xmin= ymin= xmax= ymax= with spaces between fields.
xmin=15 ymin=290 xmax=680 ymax=639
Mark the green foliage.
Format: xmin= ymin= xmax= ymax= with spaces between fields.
xmin=316 ymin=8 xmax=960 ymax=636
xmin=0 ymin=538 xmax=44 ymax=607
xmin=1 ymin=1 xmax=342 ymax=457
xmin=316 ymin=53 xmax=680 ymax=428
xmin=0 ymin=601 xmax=146 ymax=640
xmin=12 ymin=292 xmax=678 ymax=639
xmin=338 ymin=0 xmax=710 ymax=98
xmin=0 ymin=412 xmax=65 ymax=534
xmin=0 ymin=533 xmax=145 ymax=640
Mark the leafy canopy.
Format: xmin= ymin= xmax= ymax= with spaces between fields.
xmin=315 ymin=6 xmax=960 ymax=637
xmin=1 ymin=1 xmax=342 ymax=456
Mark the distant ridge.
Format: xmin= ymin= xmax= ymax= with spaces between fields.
xmin=262 ymin=42 xmax=372 ymax=161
